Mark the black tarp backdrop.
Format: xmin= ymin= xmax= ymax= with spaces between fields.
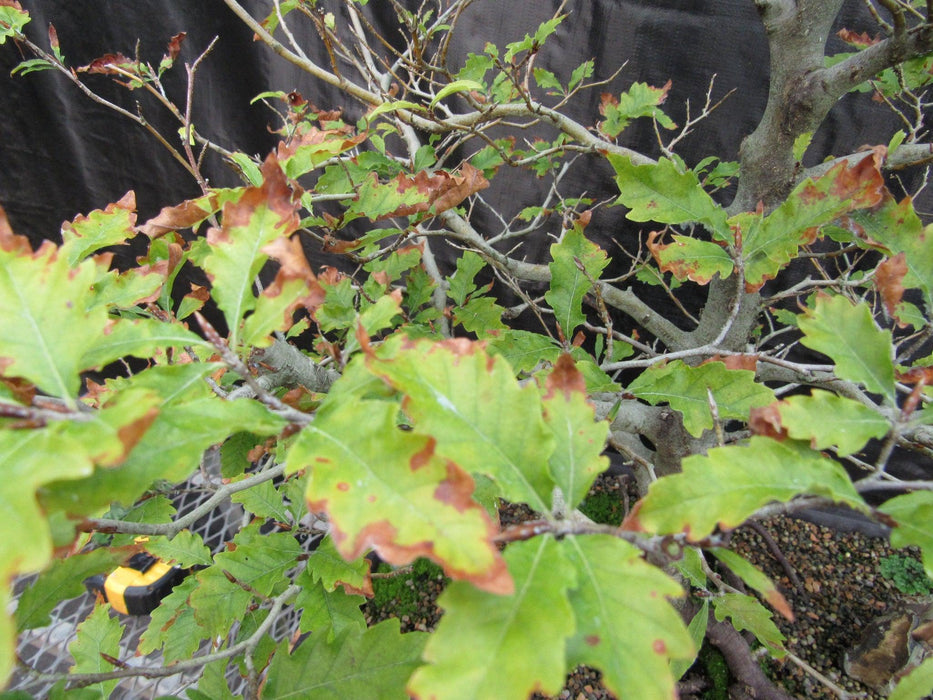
xmin=0 ymin=3 xmax=929 ymax=484
xmin=0 ymin=1 xmax=913 ymax=248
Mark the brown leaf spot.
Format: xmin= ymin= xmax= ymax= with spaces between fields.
xmin=336 ymin=482 xmax=350 ymax=492
xmin=749 ymin=404 xmax=787 ymax=441
xmin=544 ymin=353 xmax=586 ymax=400
xmin=652 ymin=639 xmax=667 ymax=655
xmin=875 ymin=252 xmax=908 ymax=324
xmin=585 ymin=634 xmax=601 ymax=646
xmin=410 ymin=437 xmax=436 ymax=471
xmin=433 ymin=460 xmax=477 ymax=513
xmin=112 ymin=407 xmax=159 ymax=464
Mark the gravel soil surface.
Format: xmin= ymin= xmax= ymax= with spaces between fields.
xmin=364 ymin=471 xmax=929 ymax=699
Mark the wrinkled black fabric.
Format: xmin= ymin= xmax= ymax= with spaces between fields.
xmin=0 ymin=3 xmax=930 ymax=483
xmin=0 ymin=1 xmax=910 ymax=245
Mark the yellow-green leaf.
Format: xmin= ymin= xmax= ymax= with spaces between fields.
xmin=627 ymin=360 xmax=774 ymax=437
xmin=408 ymin=536 xmax=576 ymax=700
xmin=288 ymin=398 xmax=510 ymax=594
xmin=628 ymin=437 xmax=865 ymax=540
xmin=563 ymin=535 xmax=694 ymax=699
xmin=776 ymin=390 xmax=890 ymax=456
xmin=798 ymin=295 xmax=896 ymax=404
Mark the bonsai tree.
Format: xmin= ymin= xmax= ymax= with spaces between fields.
xmin=1 ymin=0 xmax=932 ymax=697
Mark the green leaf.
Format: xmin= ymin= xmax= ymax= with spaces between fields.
xmin=239 ymin=276 xmax=311 ymax=348
xmin=710 ymin=548 xmax=792 ymax=620
xmin=881 ymin=491 xmax=933 ymax=580
xmin=305 ymin=536 xmax=372 ymax=597
xmin=0 ymin=428 xmax=93 ymax=582
xmin=231 ymin=479 xmax=291 ymax=523
xmin=776 ymin=390 xmax=890 ymax=456
xmin=627 ymin=360 xmax=775 ymax=437
xmin=545 ymin=226 xmax=609 ymax=338
xmin=430 ymin=79 xmax=485 ymax=108
xmin=599 ymin=82 xmax=676 ymax=137
xmin=288 ymin=397 xmax=510 ymax=593
xmin=139 ymin=577 xmax=206 ymax=663
xmin=607 ymin=155 xmax=730 ymax=241
xmin=190 ymin=155 xmax=299 ymax=346
xmin=673 ymin=599 xmax=709 ymax=680
xmin=849 ymin=194 xmax=933 ymax=310
xmin=146 ymin=530 xmax=212 ymax=568
xmin=486 ymin=329 xmax=561 ymax=373
xmin=188 ymin=567 xmax=251 ymax=638
xmin=797 ymin=295 xmax=896 ymax=403
xmin=68 ymin=604 xmax=123 ymax=699
xmin=713 ymin=593 xmax=786 ymax=658
xmin=446 ymin=251 xmax=485 ymax=306
xmin=294 ymin=570 xmax=366 ymax=640
xmin=0 ymin=5 xmax=30 ymax=44
xmin=408 ymin=537 xmax=577 ymax=700
xmin=79 ymin=318 xmax=210 ymax=372
xmin=533 ymin=67 xmax=562 ymax=92
xmin=630 ymin=437 xmax=865 ymax=540
xmin=647 ymin=233 xmax=734 ymax=284
xmin=362 ymin=99 xmax=424 ymax=125
xmin=503 ymin=15 xmax=564 ymax=62
xmin=452 ymin=296 xmax=507 ymax=334
xmin=541 ymin=355 xmax=608 ymax=510
xmin=61 ymin=192 xmax=137 ymax=265
xmin=263 ymin=620 xmax=425 ymax=699
xmin=16 ymin=548 xmax=131 ymax=632
xmin=562 ymin=535 xmax=694 ymax=699
xmin=367 ymin=336 xmax=557 ymax=514
xmin=0 ymin=243 xmax=109 ymax=399
xmin=739 ymin=154 xmax=885 ymax=290
xmin=41 ymin=383 xmax=285 ymax=516
xmin=889 ymin=658 xmax=933 ymax=700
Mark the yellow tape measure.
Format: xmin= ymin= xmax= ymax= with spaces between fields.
xmin=86 ymin=552 xmax=187 ymax=615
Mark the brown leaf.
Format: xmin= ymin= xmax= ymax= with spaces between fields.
xmin=262 ymin=235 xmax=326 ymax=312
xmin=748 ymin=404 xmax=787 ymax=441
xmin=875 ymin=252 xmax=908 ymax=323
xmin=598 ymin=92 xmax=619 ymax=115
xmin=77 ymin=53 xmax=138 ymax=75
xmin=165 ymin=32 xmax=186 ymax=62
xmin=48 ymin=23 xmax=60 ymax=50
xmin=702 ymin=354 xmax=758 ymax=372
xmin=838 ymin=29 xmax=880 ymax=47
xmin=220 ymin=152 xmax=300 ymax=234
xmin=0 ymin=376 xmax=35 ymax=405
xmin=0 ymin=204 xmax=32 ymax=254
xmin=379 ymin=163 xmax=489 ymax=220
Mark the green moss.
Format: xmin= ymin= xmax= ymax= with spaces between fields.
xmin=878 ymin=554 xmax=933 ymax=595
xmin=698 ymin=643 xmax=730 ymax=700
xmin=370 ymin=558 xmax=447 ymax=618
xmin=578 ymin=489 xmax=626 ymax=526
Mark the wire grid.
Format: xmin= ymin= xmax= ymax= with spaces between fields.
xmin=8 ymin=472 xmax=307 ymax=699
